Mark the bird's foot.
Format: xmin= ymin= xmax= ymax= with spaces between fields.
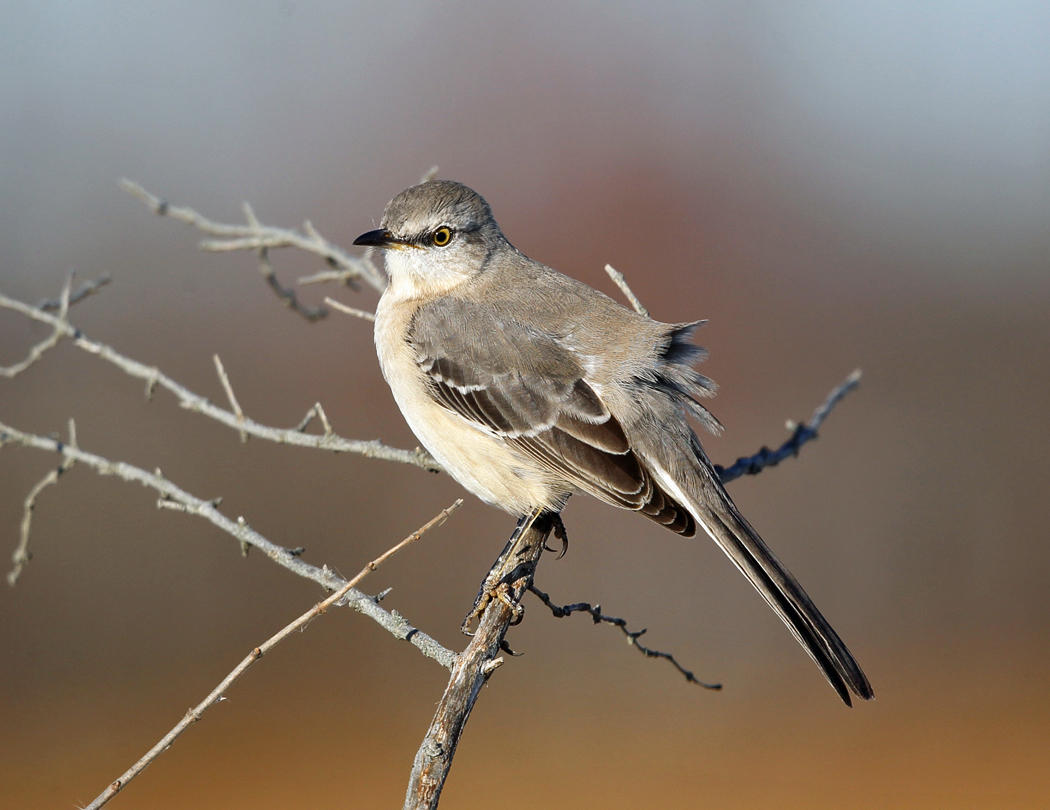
xmin=461 ymin=509 xmax=552 ymax=635
xmin=461 ymin=583 xmax=491 ymax=636
xmin=461 ymin=574 xmax=525 ymax=634
xmin=543 ymin=514 xmax=569 ymax=559
xmin=494 ymin=581 xmax=526 ymax=625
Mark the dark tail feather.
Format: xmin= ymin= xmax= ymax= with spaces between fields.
xmin=649 ymin=457 xmax=874 ymax=705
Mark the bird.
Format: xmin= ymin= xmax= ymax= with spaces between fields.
xmin=354 ymin=179 xmax=873 ymax=706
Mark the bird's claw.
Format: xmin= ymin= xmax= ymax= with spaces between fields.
xmin=461 ymin=578 xmax=524 ymax=634
xmin=543 ymin=514 xmax=570 ymax=559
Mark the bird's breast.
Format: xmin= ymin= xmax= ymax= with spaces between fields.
xmin=373 ymin=293 xmax=568 ymax=515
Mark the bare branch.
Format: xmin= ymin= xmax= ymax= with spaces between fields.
xmin=1 ymin=272 xmax=73 ymax=378
xmin=0 ymin=420 xmax=456 ymax=669
xmin=0 ymin=288 xmax=440 ymax=471
xmin=83 ymin=499 xmax=461 ymax=810
xmin=803 ymin=368 xmax=862 ymax=432
xmin=405 ymin=511 xmax=555 ymax=809
xmin=324 ymin=296 xmax=376 ymax=322
xmin=7 ymin=419 xmax=77 ymax=586
xmin=603 ymin=264 xmax=649 ymax=317
xmin=528 ymin=585 xmax=721 ymax=689
xmin=299 ymin=267 xmax=358 ymax=286
xmin=299 ymin=246 xmax=382 ymax=289
xmin=715 ymin=370 xmax=862 ymax=484
xmin=118 ymin=178 xmax=387 ymax=293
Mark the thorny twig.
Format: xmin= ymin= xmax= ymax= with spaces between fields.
xmin=715 ymin=370 xmax=862 ymax=484
xmin=528 ymin=585 xmax=722 ymax=689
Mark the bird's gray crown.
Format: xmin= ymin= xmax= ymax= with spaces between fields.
xmin=381 ymin=180 xmax=495 ymax=240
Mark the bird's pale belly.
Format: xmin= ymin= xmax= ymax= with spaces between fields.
xmin=374 ymin=298 xmax=567 ymax=515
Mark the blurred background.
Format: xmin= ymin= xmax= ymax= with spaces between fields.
xmin=2 ymin=2 xmax=1048 ymax=807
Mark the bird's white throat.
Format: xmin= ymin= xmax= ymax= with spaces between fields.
xmin=382 ymin=247 xmax=477 ymax=301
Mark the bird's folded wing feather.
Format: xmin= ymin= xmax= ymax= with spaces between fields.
xmin=409 ymin=298 xmax=695 ymax=533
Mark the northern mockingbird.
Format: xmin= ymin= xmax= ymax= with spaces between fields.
xmin=355 ymin=180 xmax=873 ymax=706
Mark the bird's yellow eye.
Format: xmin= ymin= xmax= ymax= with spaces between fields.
xmin=431 ymin=226 xmax=453 ymax=247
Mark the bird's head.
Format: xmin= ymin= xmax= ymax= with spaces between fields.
xmin=355 ymin=180 xmax=505 ymax=298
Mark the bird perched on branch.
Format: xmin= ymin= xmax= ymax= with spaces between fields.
xmin=355 ymin=180 xmax=873 ymax=706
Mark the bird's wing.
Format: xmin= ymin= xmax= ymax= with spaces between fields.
xmin=409 ymin=296 xmax=695 ymax=533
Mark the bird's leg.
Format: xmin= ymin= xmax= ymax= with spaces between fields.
xmin=461 ymin=512 xmax=532 ymax=634
xmin=461 ymin=508 xmax=551 ymax=634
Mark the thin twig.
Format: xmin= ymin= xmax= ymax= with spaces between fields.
xmin=83 ymin=499 xmax=461 ymax=810
xmin=604 ymin=264 xmax=649 ymax=317
xmin=324 ymin=296 xmax=376 ymax=322
xmin=528 ymin=585 xmax=721 ymax=689
xmin=35 ymin=274 xmax=111 ymax=310
xmin=0 ymin=420 xmax=456 ymax=669
xmin=294 ymin=402 xmax=334 ymax=436
xmin=212 ymin=354 xmax=247 ymax=442
xmin=299 ymin=265 xmax=367 ymax=287
xmin=256 ymin=246 xmax=329 ymax=321
xmin=1 ymin=272 xmax=73 ymax=378
xmin=715 ymin=370 xmax=862 ymax=484
xmin=118 ymin=178 xmax=387 ymax=293
xmin=312 ymin=402 xmax=332 ymax=435
xmin=0 ymin=288 xmax=440 ymax=471
xmin=7 ymin=419 xmax=78 ymax=586
xmin=804 ymin=368 xmax=862 ymax=431
xmin=299 ymin=238 xmax=378 ymax=290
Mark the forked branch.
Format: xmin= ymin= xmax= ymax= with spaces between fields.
xmin=0 ymin=420 xmax=456 ymax=670
xmin=83 ymin=499 xmax=461 ymax=810
xmin=119 ymin=178 xmax=387 ymax=294
xmin=0 ymin=288 xmax=438 ymax=472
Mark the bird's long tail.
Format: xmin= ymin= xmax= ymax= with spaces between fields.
xmin=645 ymin=447 xmax=874 ymax=706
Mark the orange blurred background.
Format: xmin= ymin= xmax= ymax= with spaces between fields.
xmin=2 ymin=3 xmax=1049 ymax=807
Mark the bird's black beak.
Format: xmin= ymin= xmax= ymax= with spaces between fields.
xmin=353 ymin=228 xmax=395 ymax=247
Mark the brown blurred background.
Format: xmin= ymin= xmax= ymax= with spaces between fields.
xmin=2 ymin=3 xmax=1049 ymax=807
